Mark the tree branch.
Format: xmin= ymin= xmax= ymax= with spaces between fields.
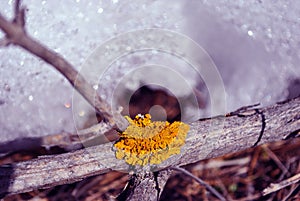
xmin=0 ymin=0 xmax=128 ymax=130
xmin=0 ymin=96 xmax=299 ymax=198
xmin=0 ymin=122 xmax=120 ymax=156
xmin=117 ymin=170 xmax=172 ymax=201
xmin=0 ymin=1 xmax=299 ymax=200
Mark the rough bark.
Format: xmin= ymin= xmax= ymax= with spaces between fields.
xmin=0 ymin=1 xmax=299 ymax=200
xmin=0 ymin=122 xmax=119 ymax=156
xmin=117 ymin=170 xmax=172 ymax=201
xmin=128 ymin=170 xmax=171 ymax=201
xmin=0 ymin=97 xmax=299 ymax=198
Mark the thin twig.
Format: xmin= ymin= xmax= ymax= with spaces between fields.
xmin=262 ymin=145 xmax=290 ymax=176
xmin=13 ymin=0 xmax=25 ymax=27
xmin=282 ymin=184 xmax=299 ymax=201
xmin=0 ymin=38 xmax=11 ymax=46
xmin=0 ymin=0 xmax=128 ymax=130
xmin=171 ymin=166 xmax=226 ymax=201
xmin=0 ymin=123 xmax=120 ymax=156
xmin=263 ymin=172 xmax=300 ymax=196
xmin=0 ymin=97 xmax=299 ymax=197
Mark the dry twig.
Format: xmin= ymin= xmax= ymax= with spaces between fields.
xmin=171 ymin=166 xmax=226 ymax=201
xmin=263 ymin=172 xmax=300 ymax=196
xmin=0 ymin=0 xmax=128 ymax=130
xmin=0 ymin=97 xmax=299 ymax=198
xmin=0 ymin=1 xmax=299 ymax=200
xmin=262 ymin=145 xmax=290 ymax=177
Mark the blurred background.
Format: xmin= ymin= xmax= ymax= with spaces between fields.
xmin=0 ymin=0 xmax=299 ymax=200
xmin=0 ymin=0 xmax=299 ymax=140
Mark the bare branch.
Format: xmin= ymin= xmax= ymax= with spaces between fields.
xmin=14 ymin=0 xmax=21 ymax=17
xmin=0 ymin=97 xmax=299 ymax=197
xmin=13 ymin=0 xmax=25 ymax=27
xmin=0 ymin=38 xmax=11 ymax=46
xmin=0 ymin=1 xmax=299 ymax=199
xmin=0 ymin=0 xmax=128 ymax=130
xmin=0 ymin=122 xmax=120 ymax=156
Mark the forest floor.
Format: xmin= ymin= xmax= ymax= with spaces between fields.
xmin=1 ymin=86 xmax=299 ymax=201
xmin=2 ymin=138 xmax=299 ymax=201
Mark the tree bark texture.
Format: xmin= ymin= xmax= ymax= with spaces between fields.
xmin=0 ymin=97 xmax=299 ymax=198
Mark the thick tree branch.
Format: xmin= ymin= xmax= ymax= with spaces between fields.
xmin=0 ymin=122 xmax=119 ymax=156
xmin=0 ymin=1 xmax=299 ymax=200
xmin=0 ymin=97 xmax=299 ymax=198
xmin=0 ymin=0 xmax=128 ymax=130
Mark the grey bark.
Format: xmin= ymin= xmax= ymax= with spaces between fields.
xmin=0 ymin=97 xmax=299 ymax=199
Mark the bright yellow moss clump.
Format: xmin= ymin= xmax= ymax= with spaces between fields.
xmin=114 ymin=114 xmax=189 ymax=166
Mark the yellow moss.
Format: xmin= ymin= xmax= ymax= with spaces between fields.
xmin=114 ymin=114 xmax=189 ymax=166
